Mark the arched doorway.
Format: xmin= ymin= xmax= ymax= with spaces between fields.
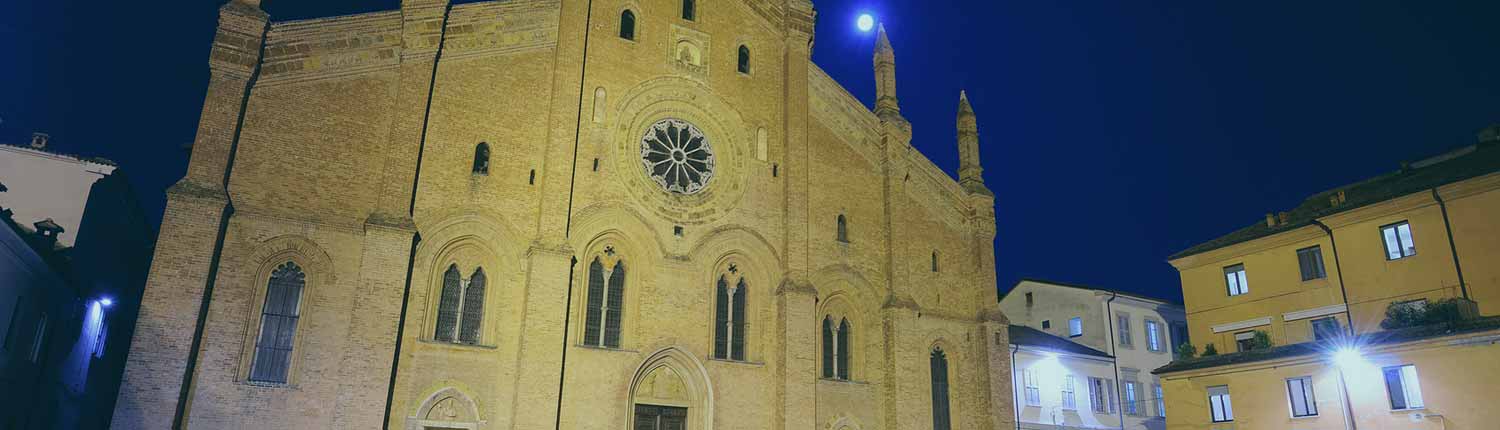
xmin=627 ymin=347 xmax=713 ymax=430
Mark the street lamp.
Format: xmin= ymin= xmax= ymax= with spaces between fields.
xmin=1332 ymin=347 xmax=1363 ymax=430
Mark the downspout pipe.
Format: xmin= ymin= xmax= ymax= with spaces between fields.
xmin=1011 ymin=344 xmax=1021 ymax=430
xmin=1431 ymin=188 xmax=1469 ymax=301
xmin=1311 ymin=220 xmax=1356 ymax=337
xmin=1104 ymin=292 xmax=1124 ymax=430
xmin=557 ymin=0 xmax=597 ymax=428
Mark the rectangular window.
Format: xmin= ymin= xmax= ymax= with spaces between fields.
xmin=1297 ymin=246 xmax=1327 ymax=281
xmin=1384 ymin=365 xmax=1425 ymax=410
xmin=1287 ymin=376 xmax=1318 ymax=417
xmin=1224 ymin=264 xmax=1249 ymax=296
xmin=1023 ymin=369 xmax=1041 ymax=406
xmin=1069 ymin=317 xmax=1083 ymax=337
xmin=1146 ymin=320 xmax=1162 ymax=352
xmin=1153 ymin=384 xmax=1166 ymax=417
xmin=1124 ymin=381 xmax=1139 ymax=415
xmin=1170 ymin=322 xmax=1189 ymax=355
xmin=1208 ymin=385 xmax=1234 ymax=422
xmin=1381 ymin=222 xmax=1417 ymax=260
xmin=1235 ymin=331 xmax=1255 ymax=352
xmin=1025 ymin=292 xmax=1034 ymax=307
xmin=1117 ymin=314 xmax=1132 ymax=347
xmin=1062 ymin=375 xmax=1077 ymax=409
xmin=1088 ymin=377 xmax=1115 ymax=413
xmin=1041 ymin=320 xmax=1051 ymax=330
xmin=1311 ymin=317 xmax=1341 ymax=341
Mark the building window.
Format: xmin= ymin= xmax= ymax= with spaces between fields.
xmin=29 ymin=313 xmax=47 ymax=363
xmin=434 ymin=266 xmax=486 ymax=344
xmin=1287 ymin=376 xmax=1318 ymax=417
xmin=1022 ymin=369 xmax=1041 ymax=406
xmin=713 ymin=276 xmax=747 ymax=360
xmin=1041 ymin=320 xmax=1051 ymax=330
xmin=1170 ymin=321 xmax=1189 ymax=352
xmin=1062 ymin=375 xmax=1077 ymax=409
xmin=1153 ymin=383 xmax=1166 ymax=417
xmin=472 ymin=142 xmax=490 ymax=175
xmin=1297 ymin=246 xmax=1326 ymax=280
xmin=1311 ymin=317 xmax=1341 ymax=341
xmin=1069 ymin=317 xmax=1083 ymax=337
xmin=619 ymin=10 xmax=636 ymax=40
xmin=1384 ymin=364 xmax=1425 ymax=410
xmin=931 ymin=348 xmax=952 ymax=430
xmin=836 ymin=214 xmax=849 ymax=243
xmin=1088 ymin=377 xmax=1117 ymax=413
xmin=822 ymin=316 xmax=851 ymax=380
xmin=635 ymin=404 xmax=687 ymax=430
xmin=1381 ymin=221 xmax=1417 ymax=260
xmin=681 ymin=0 xmax=695 ymax=20
xmin=1025 ymin=292 xmax=1033 ymax=307
xmin=584 ymin=257 xmax=625 ymax=348
xmin=1116 ymin=313 xmax=1132 ymax=347
xmin=737 ymin=45 xmax=750 ymax=74
xmin=1224 ymin=264 xmax=1248 ymax=296
xmin=931 ymin=251 xmax=939 ymax=272
xmin=1234 ymin=331 xmax=1255 ymax=352
xmin=1208 ymin=385 xmax=1233 ymax=422
xmin=250 ymin=262 xmax=305 ymax=384
xmin=1146 ymin=320 xmax=1162 ymax=352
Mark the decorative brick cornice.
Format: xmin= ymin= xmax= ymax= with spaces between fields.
xmin=208 ymin=2 xmax=270 ymax=79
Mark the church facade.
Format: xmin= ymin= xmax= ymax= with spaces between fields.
xmin=112 ymin=0 xmax=1014 ymax=428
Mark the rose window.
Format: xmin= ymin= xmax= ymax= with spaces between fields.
xmin=640 ymin=119 xmax=715 ymax=194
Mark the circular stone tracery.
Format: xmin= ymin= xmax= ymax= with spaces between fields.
xmin=640 ymin=119 xmax=715 ymax=194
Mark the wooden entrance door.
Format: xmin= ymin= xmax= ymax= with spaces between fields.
xmin=634 ymin=404 xmax=687 ymax=430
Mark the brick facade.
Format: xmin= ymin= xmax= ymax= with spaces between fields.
xmin=113 ymin=0 xmax=1015 ymax=428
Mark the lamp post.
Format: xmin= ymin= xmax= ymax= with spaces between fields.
xmin=1333 ymin=348 xmax=1363 ymax=430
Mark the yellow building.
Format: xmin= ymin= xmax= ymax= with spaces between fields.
xmin=111 ymin=0 xmax=1016 ymax=429
xmin=1156 ymin=135 xmax=1500 ymax=429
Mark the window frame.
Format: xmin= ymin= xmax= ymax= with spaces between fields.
xmin=1145 ymin=319 xmax=1162 ymax=352
xmin=1296 ymin=245 xmax=1327 ymax=281
xmin=1380 ymin=221 xmax=1417 ymax=260
xmin=1068 ymin=317 xmax=1083 ymax=337
xmin=1286 ymin=376 xmax=1318 ymax=418
xmin=247 ymin=262 xmax=307 ymax=385
xmin=1208 ymin=385 xmax=1234 ymax=423
xmin=618 ymin=9 xmax=637 ymax=41
xmin=1062 ymin=375 xmax=1077 ymax=410
xmin=1383 ymin=364 xmax=1425 ymax=411
xmin=1022 ymin=369 xmax=1041 ymax=406
xmin=1311 ymin=317 xmax=1340 ymax=341
xmin=736 ymin=45 xmax=751 ymax=75
xmin=1124 ymin=380 xmax=1139 ymax=415
xmin=1116 ymin=313 xmax=1132 ymax=348
xmin=681 ymin=0 xmax=696 ymax=21
xmin=1224 ymin=264 xmax=1249 ymax=296
xmin=1153 ymin=383 xmax=1166 ymax=418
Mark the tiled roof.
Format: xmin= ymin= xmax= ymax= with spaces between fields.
xmin=0 ymin=143 xmax=118 ymax=167
xmin=1008 ymin=324 xmax=1113 ymax=359
xmin=1169 ymin=141 xmax=1500 ymax=260
xmin=1153 ymin=315 xmax=1500 ymax=374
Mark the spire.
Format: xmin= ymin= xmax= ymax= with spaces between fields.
xmin=873 ymin=23 xmax=901 ymax=120
xmin=957 ymin=90 xmax=988 ymax=194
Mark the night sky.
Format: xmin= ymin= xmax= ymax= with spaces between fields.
xmin=4 ymin=0 xmax=1498 ymax=304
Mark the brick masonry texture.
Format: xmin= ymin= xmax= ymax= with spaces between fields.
xmin=112 ymin=0 xmax=1016 ymax=429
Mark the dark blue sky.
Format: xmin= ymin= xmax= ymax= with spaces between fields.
xmin=4 ymin=0 xmax=1498 ymax=303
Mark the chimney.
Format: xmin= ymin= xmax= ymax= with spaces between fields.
xmin=1479 ymin=125 xmax=1500 ymax=146
xmin=33 ymin=218 xmax=64 ymax=248
xmin=30 ymin=132 xmax=49 ymax=149
xmin=1278 ymin=212 xmax=1291 ymax=225
xmin=1266 ymin=213 xmax=1277 ymax=227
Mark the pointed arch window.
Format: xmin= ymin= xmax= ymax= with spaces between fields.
xmin=619 ymin=10 xmax=636 ymax=40
xmin=472 ymin=142 xmax=490 ymax=175
xmin=931 ymin=347 xmax=953 ymax=430
xmin=822 ymin=316 xmax=851 ymax=380
xmin=250 ymin=262 xmax=305 ymax=384
xmin=435 ymin=265 xmax=486 ymax=345
xmin=584 ymin=257 xmax=625 ymax=348
xmin=836 ymin=214 xmax=849 ymax=243
xmin=713 ymin=276 xmax=748 ymax=360
xmin=681 ymin=0 xmax=696 ymax=21
xmin=737 ymin=45 xmax=751 ymax=74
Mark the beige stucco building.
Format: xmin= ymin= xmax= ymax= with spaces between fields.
xmin=111 ymin=0 xmax=1015 ymax=429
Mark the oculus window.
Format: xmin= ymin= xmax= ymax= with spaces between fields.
xmin=641 ymin=119 xmax=714 ymax=194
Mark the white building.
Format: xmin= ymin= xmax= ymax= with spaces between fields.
xmin=0 ymin=133 xmax=118 ymax=247
xmin=1009 ymin=324 xmax=1122 ymax=430
xmin=1001 ymin=279 xmax=1187 ymax=430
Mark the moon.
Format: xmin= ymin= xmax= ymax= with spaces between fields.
xmin=857 ymin=14 xmax=874 ymax=32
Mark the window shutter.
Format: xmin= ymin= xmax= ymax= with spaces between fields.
xmin=459 ymin=268 xmax=486 ymax=344
xmin=604 ymin=262 xmax=625 ymax=348
xmin=731 ymin=278 xmax=747 ymax=360
xmin=435 ymin=265 xmax=462 ymax=342
xmin=836 ymin=319 xmax=850 ymax=380
xmin=584 ymin=259 xmax=605 ymax=346
xmin=822 ymin=317 xmax=834 ymax=378
xmin=930 ymin=349 xmax=952 ymax=430
xmin=714 ymin=277 xmax=729 ymax=359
